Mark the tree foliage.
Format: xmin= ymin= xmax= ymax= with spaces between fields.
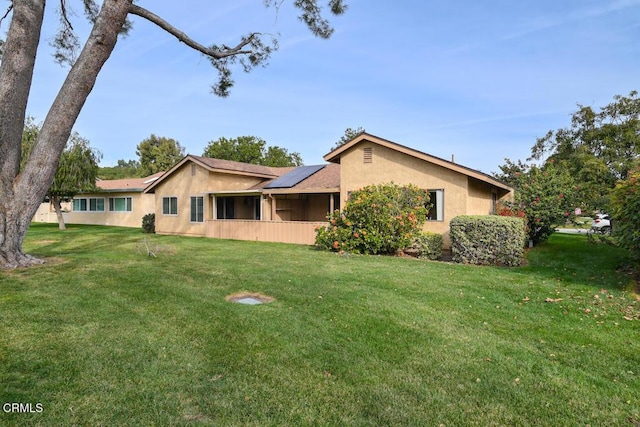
xmin=0 ymin=0 xmax=346 ymax=268
xmin=21 ymin=119 xmax=101 ymax=230
xmin=136 ymin=135 xmax=185 ymax=176
xmin=98 ymin=159 xmax=141 ymax=179
xmin=202 ymin=136 xmax=303 ymax=167
xmin=528 ymin=91 xmax=640 ymax=212
xmin=315 ymin=183 xmax=430 ymax=255
xmin=331 ymin=126 xmax=365 ymax=150
xmin=610 ymin=167 xmax=640 ymax=261
xmin=499 ymin=161 xmax=577 ymax=245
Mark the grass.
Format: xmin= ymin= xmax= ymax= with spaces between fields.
xmin=1 ymin=224 xmax=639 ymax=426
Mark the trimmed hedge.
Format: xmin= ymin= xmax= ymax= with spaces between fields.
xmin=405 ymin=232 xmax=443 ymax=260
xmin=450 ymin=215 xmax=526 ymax=266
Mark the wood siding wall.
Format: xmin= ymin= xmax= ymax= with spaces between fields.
xmin=206 ymin=220 xmax=326 ymax=245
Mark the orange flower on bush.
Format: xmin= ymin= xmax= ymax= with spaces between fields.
xmin=333 ymin=241 xmax=339 ymax=249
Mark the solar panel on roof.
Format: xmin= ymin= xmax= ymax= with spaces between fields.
xmin=263 ymin=165 xmax=325 ymax=189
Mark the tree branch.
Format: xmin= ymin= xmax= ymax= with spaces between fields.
xmin=128 ymin=4 xmax=257 ymax=59
xmin=0 ymin=3 xmax=13 ymax=26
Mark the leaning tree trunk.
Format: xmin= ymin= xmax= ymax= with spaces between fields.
xmin=0 ymin=0 xmax=133 ymax=269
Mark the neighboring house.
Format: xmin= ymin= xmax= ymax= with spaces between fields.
xmin=65 ymin=173 xmax=162 ymax=227
xmin=143 ymin=156 xmax=340 ymax=244
xmin=143 ymin=133 xmax=513 ymax=247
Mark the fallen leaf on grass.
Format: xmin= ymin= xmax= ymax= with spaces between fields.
xmin=545 ymin=298 xmax=563 ymax=303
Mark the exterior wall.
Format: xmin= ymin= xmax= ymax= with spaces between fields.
xmin=154 ymin=162 xmax=264 ymax=236
xmin=466 ymin=178 xmax=496 ymax=216
xmin=67 ymin=192 xmax=154 ymax=228
xmin=154 ymin=163 xmax=209 ymax=236
xmin=339 ymin=143 xmax=471 ymax=246
xmin=32 ymin=202 xmax=71 ymax=224
xmin=207 ymin=219 xmax=326 ymax=245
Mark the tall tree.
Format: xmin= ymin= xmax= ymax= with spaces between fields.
xmin=202 ymin=136 xmax=303 ymax=167
xmin=529 ymin=91 xmax=640 ymax=211
xmin=136 ymin=135 xmax=185 ymax=176
xmin=22 ymin=119 xmax=101 ymax=230
xmin=331 ymin=126 xmax=365 ymax=150
xmin=0 ymin=1 xmax=346 ymax=268
xmin=98 ymin=159 xmax=141 ymax=180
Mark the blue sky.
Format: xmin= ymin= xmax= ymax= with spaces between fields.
xmin=25 ymin=0 xmax=640 ymax=175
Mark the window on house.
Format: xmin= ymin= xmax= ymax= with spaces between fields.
xmin=427 ymin=190 xmax=444 ymax=221
xmin=216 ymin=197 xmax=235 ymax=219
xmin=109 ymin=197 xmax=132 ymax=212
xmin=73 ymin=198 xmax=86 ymax=212
xmin=190 ymin=196 xmax=204 ymax=222
xmin=162 ymin=197 xmax=178 ymax=215
xmin=73 ymin=197 xmax=104 ymax=212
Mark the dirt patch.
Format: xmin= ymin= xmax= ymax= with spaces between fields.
xmin=225 ymin=292 xmax=275 ymax=304
xmin=31 ymin=240 xmax=58 ymax=245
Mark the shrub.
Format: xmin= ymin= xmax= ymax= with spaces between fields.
xmin=450 ymin=215 xmax=526 ymax=266
xmin=142 ymin=213 xmax=155 ymax=234
xmin=501 ymin=161 xmax=577 ymax=245
xmin=611 ymin=168 xmax=640 ymax=261
xmin=405 ymin=232 xmax=443 ymax=260
xmin=315 ymin=183 xmax=430 ymax=255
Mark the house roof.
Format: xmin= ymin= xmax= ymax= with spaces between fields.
xmin=95 ymin=172 xmax=164 ymax=193
xmin=323 ymin=132 xmax=513 ymax=192
xmin=144 ymin=155 xmax=295 ymax=194
xmin=257 ymin=163 xmax=340 ymax=194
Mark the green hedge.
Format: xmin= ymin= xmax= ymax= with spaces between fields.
xmin=405 ymin=232 xmax=443 ymax=260
xmin=450 ymin=215 xmax=526 ymax=266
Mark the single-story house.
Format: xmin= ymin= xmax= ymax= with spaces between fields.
xmin=32 ymin=173 xmax=163 ymax=227
xmin=142 ymin=133 xmax=513 ymax=247
xmin=34 ymin=133 xmax=512 ymax=247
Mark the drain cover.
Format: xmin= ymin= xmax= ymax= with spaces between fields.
xmin=226 ymin=292 xmax=274 ymax=305
xmin=236 ymin=297 xmax=263 ymax=305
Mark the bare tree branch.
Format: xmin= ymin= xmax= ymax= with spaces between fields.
xmin=0 ymin=3 xmax=13 ymax=26
xmin=59 ymin=0 xmax=74 ymax=31
xmin=128 ymin=4 xmax=257 ymax=59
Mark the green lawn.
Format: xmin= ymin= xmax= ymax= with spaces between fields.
xmin=1 ymin=224 xmax=639 ymax=426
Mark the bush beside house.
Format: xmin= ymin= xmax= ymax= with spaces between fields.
xmin=315 ymin=183 xmax=430 ymax=255
xmin=405 ymin=232 xmax=443 ymax=260
xmin=142 ymin=213 xmax=155 ymax=234
xmin=450 ymin=215 xmax=526 ymax=266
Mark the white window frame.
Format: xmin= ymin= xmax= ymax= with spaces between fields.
xmin=108 ymin=197 xmax=133 ymax=212
xmin=162 ymin=196 xmax=178 ymax=216
xmin=427 ymin=189 xmax=444 ymax=221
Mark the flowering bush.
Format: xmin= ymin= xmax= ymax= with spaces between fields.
xmin=503 ymin=162 xmax=577 ymax=245
xmin=315 ymin=183 xmax=430 ymax=254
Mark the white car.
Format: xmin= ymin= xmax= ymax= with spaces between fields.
xmin=591 ymin=213 xmax=611 ymax=234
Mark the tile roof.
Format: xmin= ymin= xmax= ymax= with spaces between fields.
xmin=96 ymin=172 xmax=164 ymax=192
xmin=190 ymin=155 xmax=294 ymax=178
xmin=255 ymin=164 xmax=340 ymax=192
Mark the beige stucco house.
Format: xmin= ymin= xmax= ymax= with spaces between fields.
xmin=142 ymin=133 xmax=513 ymax=247
xmin=59 ymin=173 xmax=162 ymax=228
xmin=35 ymin=133 xmax=511 ymax=247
